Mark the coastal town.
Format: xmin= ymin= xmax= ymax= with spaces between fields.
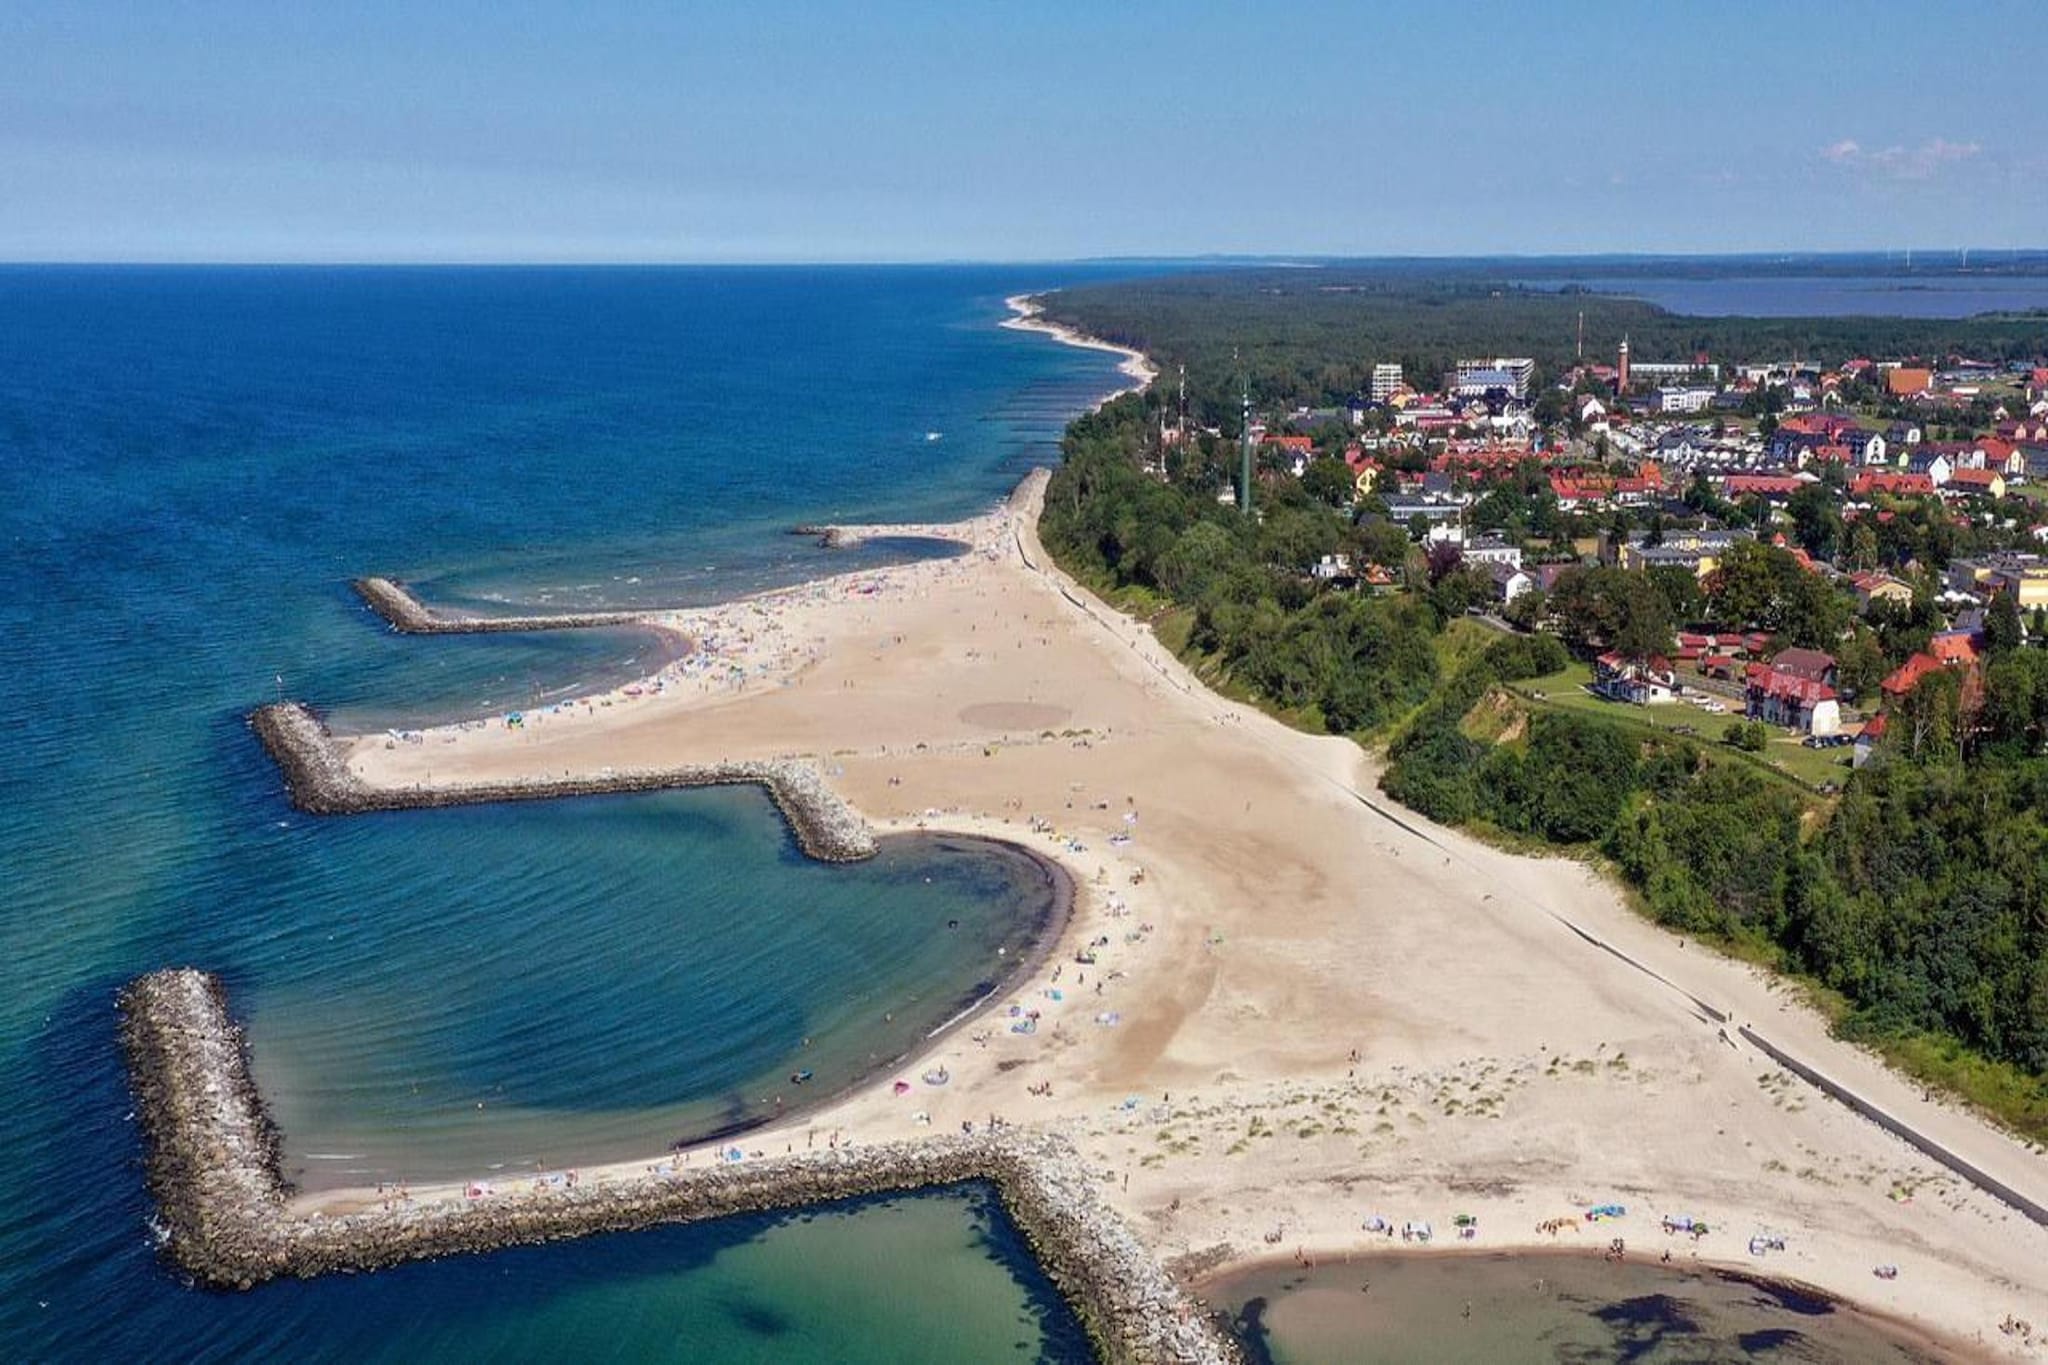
xmin=1187 ymin=338 xmax=2048 ymax=782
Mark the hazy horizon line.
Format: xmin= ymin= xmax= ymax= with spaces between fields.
xmin=4 ymin=247 xmax=2048 ymax=271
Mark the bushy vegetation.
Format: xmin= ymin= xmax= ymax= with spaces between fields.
xmin=1042 ymin=395 xmax=1443 ymax=736
xmin=1384 ymin=646 xmax=2048 ymax=1083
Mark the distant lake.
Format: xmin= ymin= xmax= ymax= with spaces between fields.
xmin=1517 ymin=275 xmax=2048 ymax=318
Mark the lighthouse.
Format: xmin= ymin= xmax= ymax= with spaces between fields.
xmin=1617 ymin=335 xmax=1631 ymax=394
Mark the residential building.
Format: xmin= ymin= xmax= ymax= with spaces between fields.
xmin=1490 ymin=563 xmax=1534 ymax=603
xmin=1745 ymin=655 xmax=1842 ymax=735
xmin=1614 ymin=527 xmax=1748 ymax=577
xmin=1849 ymin=470 xmax=1933 ymax=498
xmin=1549 ymin=461 xmax=1662 ymax=509
xmin=1723 ymin=473 xmax=1807 ymax=500
xmin=1904 ymin=449 xmax=1954 ymax=486
xmin=1843 ymin=428 xmax=1887 ymax=466
xmin=1630 ymin=360 xmax=1721 ymax=384
xmin=1453 ymin=357 xmax=1535 ymax=400
xmin=1593 ymin=652 xmax=1678 ymax=705
xmin=1383 ymin=499 xmax=1464 ymax=532
xmin=1944 ymin=467 xmax=2006 ymax=499
xmin=1311 ymin=553 xmax=1356 ymax=584
xmin=1973 ymin=554 xmax=2048 ymax=608
xmin=1770 ymin=647 xmax=1839 ymax=689
xmin=1461 ymin=536 xmax=1523 ymax=569
xmin=1370 ymin=363 xmax=1403 ymax=402
xmin=1848 ymin=571 xmax=1914 ymax=612
xmin=1885 ymin=367 xmax=1933 ymax=397
xmin=1882 ymin=651 xmax=1959 ymax=702
xmin=1657 ymin=385 xmax=1717 ymax=414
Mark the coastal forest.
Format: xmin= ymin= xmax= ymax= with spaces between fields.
xmin=1041 ymin=268 xmax=2048 ymax=419
xmin=1042 ymin=390 xmax=2048 ymax=1140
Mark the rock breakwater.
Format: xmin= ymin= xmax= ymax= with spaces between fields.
xmin=353 ymin=577 xmax=649 ymax=634
xmin=119 ymin=968 xmax=1240 ymax=1362
xmin=249 ymin=702 xmax=876 ymax=861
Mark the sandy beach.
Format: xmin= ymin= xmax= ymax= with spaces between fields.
xmin=297 ymin=359 xmax=2048 ymax=1358
xmin=1003 ymin=293 xmax=1159 ymax=402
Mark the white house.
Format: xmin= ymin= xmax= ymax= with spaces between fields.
xmin=1905 ymin=450 xmax=1954 ymax=486
xmin=1656 ymin=386 xmax=1718 ymax=414
xmin=1462 ymin=536 xmax=1523 ymax=569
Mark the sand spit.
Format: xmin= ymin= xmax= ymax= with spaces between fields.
xmin=118 ymin=969 xmax=1240 ymax=1364
xmin=352 ymin=577 xmax=650 ymax=634
xmin=248 ymin=701 xmax=876 ymax=862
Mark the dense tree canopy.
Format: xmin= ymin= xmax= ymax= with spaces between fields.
xmin=1042 ymin=394 xmax=1442 ymax=737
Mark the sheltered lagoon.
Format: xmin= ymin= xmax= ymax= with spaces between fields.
xmin=1213 ymin=1252 xmax=1965 ymax=1364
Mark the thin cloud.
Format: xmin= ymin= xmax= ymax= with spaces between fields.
xmin=1820 ymin=136 xmax=1981 ymax=180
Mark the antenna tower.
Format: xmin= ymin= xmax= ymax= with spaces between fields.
xmin=1238 ymin=360 xmax=1253 ymax=516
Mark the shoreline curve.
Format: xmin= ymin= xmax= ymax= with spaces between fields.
xmin=120 ymin=967 xmax=1241 ymax=1362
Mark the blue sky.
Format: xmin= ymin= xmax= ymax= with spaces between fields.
xmin=1 ymin=1 xmax=2041 ymax=262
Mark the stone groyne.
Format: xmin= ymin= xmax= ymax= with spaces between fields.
xmin=118 ymin=968 xmax=1240 ymax=1363
xmin=119 ymin=970 xmax=292 ymax=1278
xmin=353 ymin=577 xmax=650 ymax=634
xmin=249 ymin=702 xmax=877 ymax=862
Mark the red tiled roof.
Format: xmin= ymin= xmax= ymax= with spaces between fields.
xmin=1725 ymin=475 xmax=1805 ymax=496
xmin=1929 ymin=633 xmax=1979 ymax=666
xmin=1880 ymin=652 xmax=1944 ymax=697
xmin=1771 ymin=647 xmax=1836 ymax=682
xmin=1746 ymin=661 xmax=1838 ymax=705
xmin=1850 ymin=470 xmax=1934 ymax=497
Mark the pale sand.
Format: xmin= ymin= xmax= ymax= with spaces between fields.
xmin=1003 ymin=293 xmax=1160 ymax=402
xmin=310 ymin=489 xmax=2048 ymax=1355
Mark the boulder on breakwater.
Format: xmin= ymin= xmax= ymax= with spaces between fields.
xmin=787 ymin=524 xmax=850 ymax=548
xmin=118 ymin=967 xmax=1241 ymax=1362
xmin=248 ymin=702 xmax=876 ymax=861
xmin=352 ymin=577 xmax=647 ymax=634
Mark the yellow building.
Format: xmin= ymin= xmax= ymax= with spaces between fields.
xmin=1615 ymin=529 xmax=1747 ymax=579
xmin=1991 ymin=563 xmax=2048 ymax=610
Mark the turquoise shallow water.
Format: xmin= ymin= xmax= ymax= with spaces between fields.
xmin=0 ymin=264 xmax=1132 ymax=1360
xmin=247 ymin=792 xmax=1065 ymax=1189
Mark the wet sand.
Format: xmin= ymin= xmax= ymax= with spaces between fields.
xmin=1210 ymin=1249 xmax=1977 ymax=1364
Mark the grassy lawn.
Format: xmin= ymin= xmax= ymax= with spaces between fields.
xmin=1508 ymin=661 xmax=1852 ymax=792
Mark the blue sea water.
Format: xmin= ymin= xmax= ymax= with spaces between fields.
xmin=0 ymin=265 xmax=1138 ymax=1360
